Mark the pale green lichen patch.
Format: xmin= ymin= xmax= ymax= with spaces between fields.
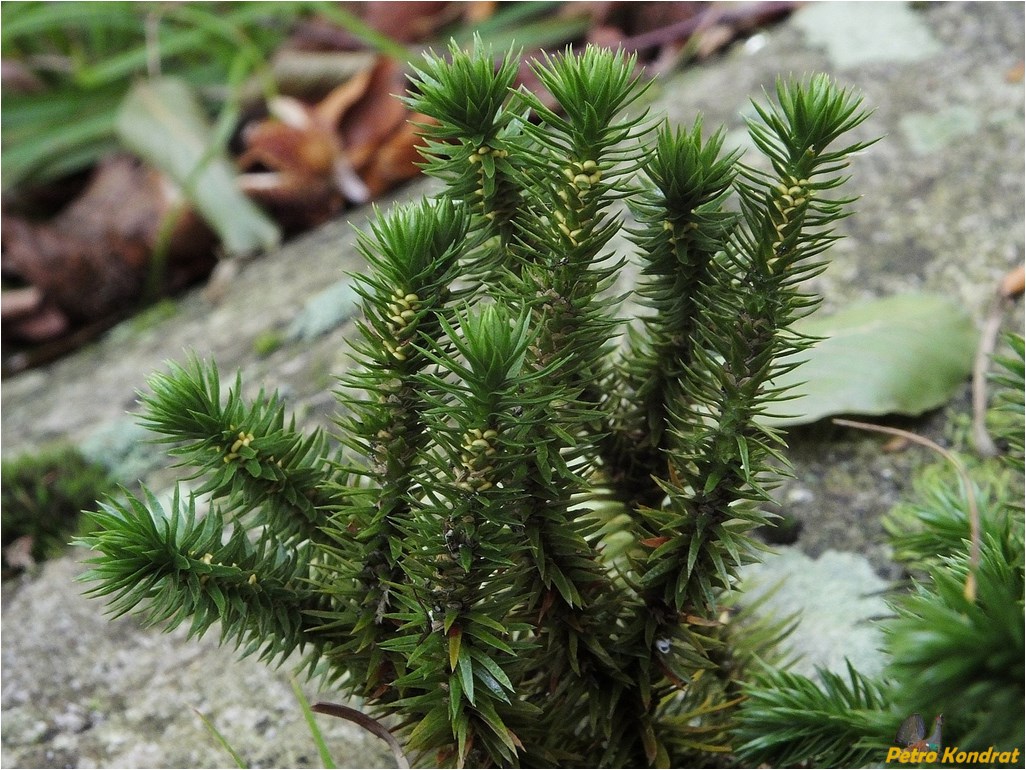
xmin=738 ymin=548 xmax=890 ymax=680
xmin=899 ymin=105 xmax=981 ymax=156
xmin=286 ymin=278 xmax=360 ymax=341
xmin=793 ymin=2 xmax=942 ymax=68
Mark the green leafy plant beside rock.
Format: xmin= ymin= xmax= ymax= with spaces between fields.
xmin=734 ymin=334 xmax=1025 ymax=766
xmin=78 ymin=42 xmax=873 ymax=767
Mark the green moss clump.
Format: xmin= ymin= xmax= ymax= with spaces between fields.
xmin=252 ymin=330 xmax=285 ymax=357
xmin=1 ymin=445 xmax=116 ymax=571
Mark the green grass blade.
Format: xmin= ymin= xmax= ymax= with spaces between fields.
xmin=1 ymin=103 xmax=118 ymax=190
xmin=193 ymin=707 xmax=248 ymax=769
xmin=71 ymin=4 xmax=280 ymax=88
xmin=290 ymin=676 xmax=337 ymax=769
xmin=0 ymin=1 xmax=140 ymax=47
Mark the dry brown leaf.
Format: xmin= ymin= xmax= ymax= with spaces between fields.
xmin=463 ymin=1 xmax=497 ymax=23
xmin=339 ymin=58 xmax=408 ymax=170
xmin=3 ymin=535 xmax=36 ymax=571
xmin=271 ymin=49 xmax=377 ymax=99
xmin=239 ymin=62 xmax=373 ymax=201
xmin=691 ymin=24 xmax=737 ymax=61
xmin=238 ymin=171 xmax=343 ymax=234
xmin=358 ymin=114 xmax=431 ymax=198
xmin=1 ymin=155 xmax=216 ymax=335
xmin=240 ymin=102 xmax=341 ymax=179
xmin=0 ymin=285 xmax=70 ymax=343
xmin=239 ymin=62 xmax=386 ymax=207
xmin=239 ymin=55 xmax=422 ymax=216
xmin=640 ymin=536 xmax=671 ymax=548
xmin=316 ymin=64 xmax=376 ymax=125
xmin=882 ymin=435 xmax=912 ymax=453
xmin=999 ymin=264 xmax=1025 ymax=299
xmin=2 ymin=285 xmax=47 ymax=321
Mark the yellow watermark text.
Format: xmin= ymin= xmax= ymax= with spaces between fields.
xmin=886 ymin=746 xmax=1021 ymax=765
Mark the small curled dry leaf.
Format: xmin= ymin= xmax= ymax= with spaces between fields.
xmin=311 ymin=701 xmax=410 ymax=769
xmin=640 ymin=536 xmax=671 ymax=548
xmin=238 ymin=56 xmax=424 ymax=219
xmin=999 ymin=263 xmax=1024 ymax=299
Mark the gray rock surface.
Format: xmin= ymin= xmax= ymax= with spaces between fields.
xmin=1 ymin=558 xmax=394 ymax=769
xmin=2 ymin=3 xmax=1023 ymax=767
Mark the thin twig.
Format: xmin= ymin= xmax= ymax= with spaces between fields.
xmin=833 ymin=418 xmax=980 ymax=602
xmin=971 ymin=305 xmax=1004 ymax=458
xmin=145 ymin=10 xmax=163 ymax=78
xmin=311 ymin=701 xmax=411 ymax=769
xmin=971 ymin=262 xmax=1025 ymax=457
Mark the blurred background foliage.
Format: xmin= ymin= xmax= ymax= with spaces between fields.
xmin=3 ymin=1 xmax=302 ymax=193
xmin=0 ymin=1 xmax=600 ymax=196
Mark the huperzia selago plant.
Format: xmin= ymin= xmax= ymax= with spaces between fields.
xmin=78 ymin=42 xmax=874 ymax=768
